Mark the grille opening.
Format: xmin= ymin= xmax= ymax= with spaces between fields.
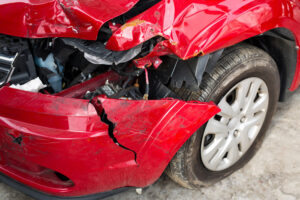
xmin=3 ymin=152 xmax=74 ymax=188
xmin=55 ymin=171 xmax=71 ymax=182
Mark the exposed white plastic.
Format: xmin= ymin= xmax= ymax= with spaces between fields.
xmin=10 ymin=77 xmax=47 ymax=93
xmin=135 ymin=188 xmax=143 ymax=195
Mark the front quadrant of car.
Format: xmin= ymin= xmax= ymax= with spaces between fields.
xmin=0 ymin=0 xmax=299 ymax=199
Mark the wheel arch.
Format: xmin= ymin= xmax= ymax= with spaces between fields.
xmin=245 ymin=28 xmax=298 ymax=102
xmin=155 ymin=28 xmax=297 ymax=102
xmin=165 ymin=42 xmax=281 ymax=188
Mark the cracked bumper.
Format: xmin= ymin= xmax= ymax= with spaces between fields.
xmin=0 ymin=86 xmax=219 ymax=198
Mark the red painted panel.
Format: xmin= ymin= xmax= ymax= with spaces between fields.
xmin=0 ymin=0 xmax=139 ymax=40
xmin=2 ymin=0 xmax=300 ymax=197
xmin=1 ymin=0 xmax=300 ymax=89
xmin=0 ymin=86 xmax=219 ymax=196
xmin=106 ymin=0 xmax=300 ymax=90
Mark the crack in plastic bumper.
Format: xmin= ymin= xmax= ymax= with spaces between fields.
xmin=0 ymin=86 xmax=220 ymax=197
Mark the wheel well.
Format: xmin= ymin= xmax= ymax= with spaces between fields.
xmin=155 ymin=28 xmax=297 ymax=102
xmin=245 ymin=28 xmax=297 ymax=101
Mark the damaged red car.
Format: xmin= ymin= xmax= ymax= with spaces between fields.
xmin=0 ymin=0 xmax=299 ymax=199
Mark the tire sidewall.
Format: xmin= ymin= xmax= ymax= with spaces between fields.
xmin=185 ymin=57 xmax=280 ymax=186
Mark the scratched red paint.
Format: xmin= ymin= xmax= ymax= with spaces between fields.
xmin=106 ymin=0 xmax=300 ymax=90
xmin=1 ymin=0 xmax=300 ymax=88
xmin=0 ymin=0 xmax=300 ymax=198
xmin=0 ymin=0 xmax=139 ymax=40
xmin=0 ymin=86 xmax=219 ymax=196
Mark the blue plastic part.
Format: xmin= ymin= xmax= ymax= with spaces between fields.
xmin=34 ymin=53 xmax=63 ymax=93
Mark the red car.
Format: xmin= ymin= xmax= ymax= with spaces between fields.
xmin=0 ymin=0 xmax=298 ymax=199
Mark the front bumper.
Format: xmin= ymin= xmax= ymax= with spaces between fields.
xmin=0 ymin=86 xmax=137 ymax=197
xmin=0 ymin=172 xmax=130 ymax=200
xmin=0 ymin=75 xmax=219 ymax=198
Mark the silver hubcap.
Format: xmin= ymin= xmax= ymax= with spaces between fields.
xmin=201 ymin=77 xmax=269 ymax=171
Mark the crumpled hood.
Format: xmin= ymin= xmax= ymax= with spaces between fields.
xmin=0 ymin=0 xmax=139 ymax=40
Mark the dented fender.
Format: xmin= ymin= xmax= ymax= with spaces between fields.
xmin=106 ymin=0 xmax=287 ymax=58
xmin=106 ymin=0 xmax=300 ymax=90
xmin=2 ymin=1 xmax=300 ymax=89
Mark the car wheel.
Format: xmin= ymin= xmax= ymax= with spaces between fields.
xmin=166 ymin=44 xmax=280 ymax=188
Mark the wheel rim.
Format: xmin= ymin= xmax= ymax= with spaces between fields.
xmin=201 ymin=77 xmax=269 ymax=171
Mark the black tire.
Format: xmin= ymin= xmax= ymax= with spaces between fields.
xmin=166 ymin=44 xmax=280 ymax=188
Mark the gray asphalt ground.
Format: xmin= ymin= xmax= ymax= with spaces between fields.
xmin=1 ymin=90 xmax=300 ymax=200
